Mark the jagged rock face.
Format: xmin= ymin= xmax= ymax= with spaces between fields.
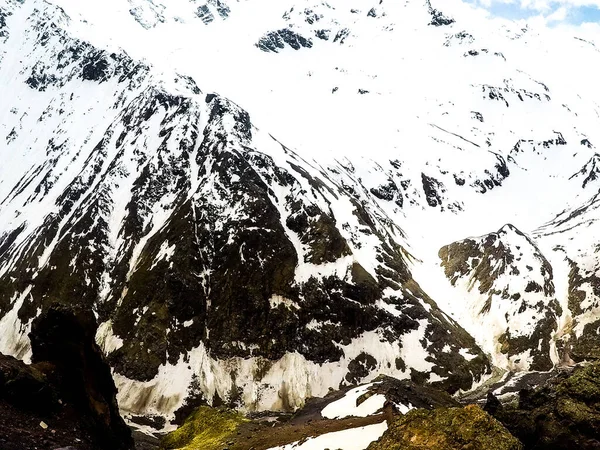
xmin=570 ymin=153 xmax=600 ymax=189
xmin=126 ymin=0 xmax=237 ymax=28
xmin=0 ymin=0 xmax=490 ymax=423
xmin=3 ymin=0 xmax=600 ymax=433
xmin=361 ymin=150 xmax=510 ymax=213
xmin=533 ymin=193 xmax=600 ymax=366
xmin=426 ymin=0 xmax=455 ymax=27
xmin=0 ymin=306 xmax=133 ymax=450
xmin=488 ymin=363 xmax=600 ymax=450
xmin=440 ymin=224 xmax=560 ymax=371
xmin=0 ymin=354 xmax=55 ymax=414
xmin=358 ymin=375 xmax=461 ymax=411
xmin=29 ymin=305 xmax=134 ymax=449
xmin=256 ymin=29 xmax=313 ymax=52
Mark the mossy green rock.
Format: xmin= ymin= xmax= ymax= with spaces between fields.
xmin=489 ymin=363 xmax=600 ymax=449
xmin=368 ymin=405 xmax=522 ymax=450
xmin=161 ymin=406 xmax=247 ymax=450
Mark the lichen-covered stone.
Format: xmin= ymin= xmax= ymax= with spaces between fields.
xmin=368 ymin=405 xmax=522 ymax=450
xmin=489 ymin=362 xmax=600 ymax=449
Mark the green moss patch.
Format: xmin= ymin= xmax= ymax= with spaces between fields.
xmin=488 ymin=362 xmax=600 ymax=449
xmin=161 ymin=407 xmax=247 ymax=450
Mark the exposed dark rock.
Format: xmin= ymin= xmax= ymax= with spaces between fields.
xmin=427 ymin=1 xmax=455 ymax=27
xmin=0 ymin=10 xmax=8 ymax=38
xmin=302 ymin=8 xmax=321 ymax=24
xmin=196 ymin=5 xmax=214 ymax=24
xmin=367 ymin=375 xmax=460 ymax=411
xmin=29 ymin=305 xmax=133 ymax=449
xmin=444 ymin=31 xmax=474 ymax=46
xmin=129 ymin=414 xmax=167 ymax=430
xmin=421 ymin=173 xmax=444 ymax=207
xmin=370 ymin=180 xmax=403 ymax=207
xmin=81 ymin=51 xmax=110 ymax=82
xmin=345 ymin=353 xmax=377 ymax=384
xmin=210 ymin=0 xmax=230 ymax=19
xmin=569 ymin=154 xmax=600 ymax=188
xmin=368 ymin=404 xmax=522 ymax=449
xmin=582 ymin=139 xmax=594 ymax=148
xmin=0 ymin=354 xmax=56 ymax=414
xmin=25 ymin=63 xmax=58 ymax=91
xmin=472 ymin=111 xmax=484 ymax=122
xmin=481 ymin=82 xmax=551 ymax=107
xmin=0 ymin=306 xmax=133 ymax=450
xmin=489 ymin=363 xmax=600 ymax=449
xmin=256 ymin=29 xmax=313 ymax=53
xmin=0 ymin=1 xmax=492 ymax=417
xmin=315 ymin=29 xmax=330 ymax=40
xmin=563 ymin=259 xmax=600 ymax=362
xmin=439 ymin=224 xmax=559 ymax=370
xmin=333 ymin=28 xmax=350 ymax=44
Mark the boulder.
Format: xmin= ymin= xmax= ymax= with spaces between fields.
xmin=0 ymin=304 xmax=133 ymax=450
xmin=29 ymin=305 xmax=133 ymax=449
xmin=368 ymin=404 xmax=522 ymax=450
xmin=488 ymin=363 xmax=600 ymax=449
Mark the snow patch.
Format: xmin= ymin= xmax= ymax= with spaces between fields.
xmin=95 ymin=320 xmax=124 ymax=354
xmin=267 ymin=421 xmax=388 ymax=450
xmin=321 ymin=383 xmax=386 ymax=419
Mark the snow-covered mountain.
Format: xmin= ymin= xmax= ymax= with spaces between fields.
xmin=1 ymin=0 xmax=600 ymax=429
xmin=439 ymin=224 xmax=561 ymax=372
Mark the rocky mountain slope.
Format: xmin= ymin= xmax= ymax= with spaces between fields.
xmin=2 ymin=0 xmax=600 ymax=438
xmin=0 ymin=0 xmax=491 ymax=427
xmin=439 ymin=224 xmax=561 ymax=372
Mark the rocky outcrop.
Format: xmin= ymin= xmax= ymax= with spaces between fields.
xmin=0 ymin=305 xmax=132 ymax=450
xmin=367 ymin=404 xmax=522 ymax=450
xmin=533 ymin=193 xmax=600 ymax=366
xmin=427 ymin=0 xmax=455 ymax=26
xmin=488 ymin=363 xmax=600 ymax=449
xmin=440 ymin=224 xmax=560 ymax=370
xmin=570 ymin=154 xmax=600 ymax=189
xmin=30 ymin=305 xmax=133 ymax=449
xmin=367 ymin=375 xmax=460 ymax=411
xmin=256 ymin=29 xmax=313 ymax=52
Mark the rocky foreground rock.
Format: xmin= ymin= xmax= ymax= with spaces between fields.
xmin=488 ymin=363 xmax=600 ymax=449
xmin=368 ymin=404 xmax=522 ymax=450
xmin=156 ymin=364 xmax=600 ymax=449
xmin=0 ymin=305 xmax=133 ymax=450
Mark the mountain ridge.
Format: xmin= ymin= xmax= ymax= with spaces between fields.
xmin=2 ymin=0 xmax=600 ymax=434
xmin=0 ymin=0 xmax=494 ymax=426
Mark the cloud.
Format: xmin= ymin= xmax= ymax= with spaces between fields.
xmin=467 ymin=0 xmax=600 ymax=24
xmin=546 ymin=5 xmax=568 ymax=20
